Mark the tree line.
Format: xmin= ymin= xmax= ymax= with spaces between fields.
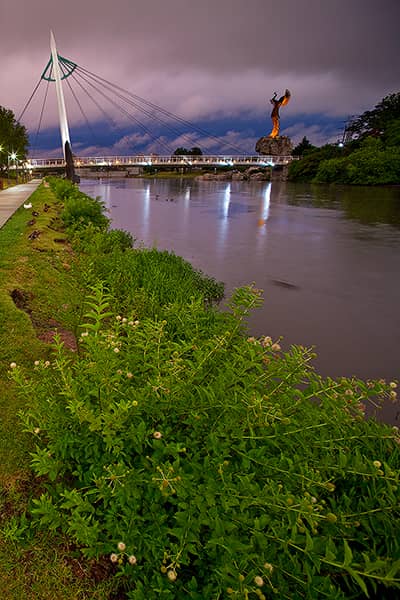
xmin=289 ymin=91 xmax=400 ymax=185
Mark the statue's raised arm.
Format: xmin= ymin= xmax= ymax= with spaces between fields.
xmin=269 ymin=89 xmax=291 ymax=138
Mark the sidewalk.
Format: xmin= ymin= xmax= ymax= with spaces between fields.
xmin=0 ymin=179 xmax=42 ymax=229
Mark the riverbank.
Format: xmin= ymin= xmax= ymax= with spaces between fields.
xmin=0 ymin=179 xmax=399 ymax=598
xmin=77 ymin=166 xmax=272 ymax=181
xmin=0 ymin=183 xmax=116 ymax=597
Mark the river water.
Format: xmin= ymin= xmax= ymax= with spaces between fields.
xmin=80 ymin=177 xmax=400 ymax=424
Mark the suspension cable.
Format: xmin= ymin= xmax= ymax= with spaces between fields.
xmin=62 ymin=66 xmax=101 ymax=147
xmin=75 ymin=68 xmax=203 ymax=154
xmin=31 ymin=79 xmax=50 ymax=156
xmin=17 ymin=77 xmax=44 ymax=122
xmin=69 ymin=71 xmax=118 ymax=128
xmin=72 ymin=70 xmax=175 ymax=154
xmin=76 ymin=64 xmax=250 ymax=155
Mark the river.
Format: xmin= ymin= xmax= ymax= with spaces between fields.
xmin=80 ymin=177 xmax=400 ymax=424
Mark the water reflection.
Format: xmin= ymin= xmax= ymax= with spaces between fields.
xmin=257 ymin=182 xmax=271 ymax=229
xmin=285 ymin=182 xmax=400 ymax=228
xmin=143 ymin=184 xmax=151 ymax=237
xmin=217 ymin=183 xmax=231 ymax=259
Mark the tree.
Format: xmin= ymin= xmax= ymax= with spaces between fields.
xmin=288 ymin=144 xmax=344 ymax=182
xmin=190 ymin=146 xmax=202 ymax=156
xmin=173 ymin=146 xmax=203 ymax=156
xmin=347 ymin=92 xmax=400 ymax=142
xmin=292 ymin=136 xmax=315 ymax=156
xmin=383 ymin=118 xmax=400 ymax=147
xmin=173 ymin=147 xmax=188 ymax=155
xmin=0 ymin=106 xmax=29 ymax=169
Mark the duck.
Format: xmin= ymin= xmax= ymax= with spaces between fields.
xmin=23 ymin=202 xmax=32 ymax=209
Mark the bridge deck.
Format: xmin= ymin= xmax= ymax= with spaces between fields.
xmin=26 ymin=154 xmax=295 ymax=169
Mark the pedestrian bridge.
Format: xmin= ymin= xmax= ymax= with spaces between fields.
xmin=26 ymin=154 xmax=295 ymax=170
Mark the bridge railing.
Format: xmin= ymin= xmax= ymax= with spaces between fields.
xmin=27 ymin=154 xmax=296 ymax=169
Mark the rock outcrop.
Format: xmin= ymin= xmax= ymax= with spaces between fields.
xmin=197 ymin=167 xmax=270 ymax=181
xmin=255 ymin=136 xmax=293 ymax=156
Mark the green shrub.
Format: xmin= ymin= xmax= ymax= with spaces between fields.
xmin=48 ymin=177 xmax=109 ymax=231
xmin=11 ymin=284 xmax=400 ymax=599
xmin=314 ymin=141 xmax=400 ymax=185
xmin=288 ymin=145 xmax=345 ymax=182
xmin=313 ymin=157 xmax=348 ymax=184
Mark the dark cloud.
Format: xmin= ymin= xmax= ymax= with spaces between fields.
xmin=1 ymin=0 xmax=399 ymax=153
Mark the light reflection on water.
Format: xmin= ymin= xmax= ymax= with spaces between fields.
xmin=81 ymin=177 xmax=400 ymax=424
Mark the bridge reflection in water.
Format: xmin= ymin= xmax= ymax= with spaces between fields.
xmin=26 ymin=154 xmax=296 ymax=170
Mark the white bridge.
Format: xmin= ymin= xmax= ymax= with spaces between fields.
xmin=23 ymin=35 xmax=297 ymax=177
xmin=27 ymin=154 xmax=295 ymax=170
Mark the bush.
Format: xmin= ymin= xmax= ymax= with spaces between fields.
xmin=288 ymin=145 xmax=345 ymax=182
xmin=313 ymin=157 xmax=349 ymax=184
xmin=314 ymin=139 xmax=400 ymax=185
xmin=11 ymin=284 xmax=400 ymax=599
xmin=48 ymin=177 xmax=109 ymax=231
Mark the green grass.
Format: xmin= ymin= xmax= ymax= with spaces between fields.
xmin=0 ymin=183 xmax=118 ymax=598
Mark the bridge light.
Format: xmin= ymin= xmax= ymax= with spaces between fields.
xmin=10 ymin=152 xmax=17 ymax=160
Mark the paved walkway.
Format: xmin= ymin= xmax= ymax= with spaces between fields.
xmin=0 ymin=179 xmax=42 ymax=229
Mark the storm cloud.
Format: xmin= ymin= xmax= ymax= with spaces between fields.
xmin=1 ymin=0 xmax=399 ymax=154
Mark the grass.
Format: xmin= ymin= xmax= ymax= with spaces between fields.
xmin=0 ymin=183 xmax=117 ymax=598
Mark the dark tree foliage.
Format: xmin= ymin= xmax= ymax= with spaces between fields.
xmin=190 ymin=146 xmax=203 ymax=155
xmin=383 ymin=118 xmax=400 ymax=147
xmin=347 ymin=92 xmax=400 ymax=141
xmin=292 ymin=136 xmax=316 ymax=156
xmin=0 ymin=106 xmax=29 ymax=168
xmin=289 ymin=92 xmax=400 ymax=184
xmin=173 ymin=146 xmax=203 ymax=156
xmin=288 ymin=144 xmax=346 ymax=182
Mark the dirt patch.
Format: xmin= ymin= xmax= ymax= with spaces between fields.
xmin=62 ymin=548 xmax=118 ymax=585
xmin=10 ymin=288 xmax=34 ymax=313
xmin=10 ymin=288 xmax=77 ymax=351
xmin=36 ymin=324 xmax=77 ymax=352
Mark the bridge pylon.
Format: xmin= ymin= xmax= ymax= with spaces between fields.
xmin=49 ymin=31 xmax=77 ymax=182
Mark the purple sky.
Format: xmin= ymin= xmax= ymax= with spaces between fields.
xmin=1 ymin=0 xmax=399 ymax=156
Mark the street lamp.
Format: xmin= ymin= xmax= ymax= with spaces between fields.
xmin=9 ymin=152 xmax=17 ymax=184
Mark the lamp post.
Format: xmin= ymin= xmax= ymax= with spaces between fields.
xmin=9 ymin=152 xmax=17 ymax=184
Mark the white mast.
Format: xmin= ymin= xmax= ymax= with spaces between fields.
xmin=50 ymin=30 xmax=71 ymax=159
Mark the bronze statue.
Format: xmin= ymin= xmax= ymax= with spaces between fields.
xmin=268 ymin=89 xmax=291 ymax=138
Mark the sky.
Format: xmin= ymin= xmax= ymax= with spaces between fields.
xmin=1 ymin=0 xmax=399 ymax=157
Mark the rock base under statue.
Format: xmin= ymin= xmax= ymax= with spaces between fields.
xmin=255 ymin=136 xmax=293 ymax=156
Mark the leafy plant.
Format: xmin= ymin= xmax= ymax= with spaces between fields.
xmin=11 ymin=283 xmax=400 ymax=599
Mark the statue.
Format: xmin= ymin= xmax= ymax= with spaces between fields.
xmin=255 ymin=88 xmax=293 ymax=155
xmin=268 ymin=89 xmax=291 ymax=138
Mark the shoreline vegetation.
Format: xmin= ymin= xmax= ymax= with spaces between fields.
xmin=288 ymin=92 xmax=400 ymax=186
xmin=0 ymin=178 xmax=399 ymax=598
